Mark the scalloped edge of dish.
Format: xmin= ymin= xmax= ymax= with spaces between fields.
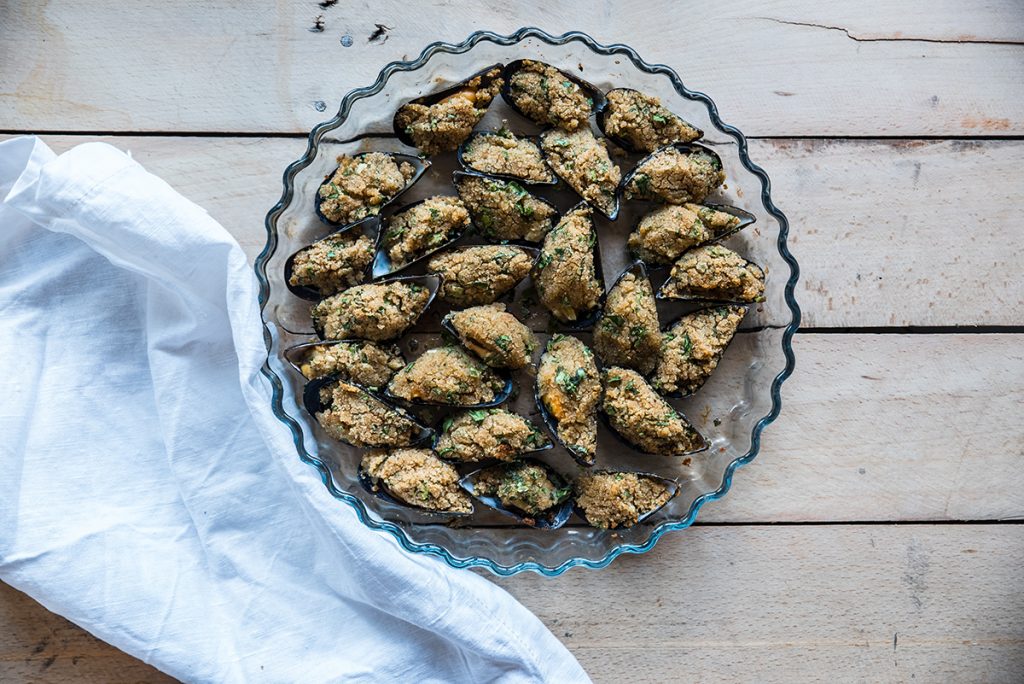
xmin=254 ymin=27 xmax=802 ymax=576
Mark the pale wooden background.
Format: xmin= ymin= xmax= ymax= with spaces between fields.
xmin=2 ymin=2 xmax=1023 ymax=682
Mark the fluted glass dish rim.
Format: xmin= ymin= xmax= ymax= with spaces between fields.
xmin=254 ymin=27 xmax=801 ymax=576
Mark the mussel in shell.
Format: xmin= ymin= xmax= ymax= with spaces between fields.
xmin=650 ymin=305 xmax=747 ymax=397
xmin=385 ymin=346 xmax=512 ymax=408
xmin=597 ymin=87 xmax=702 ymax=153
xmin=427 ymin=244 xmax=537 ymax=307
xmin=621 ymin=143 xmax=724 ymax=205
xmin=316 ymin=152 xmax=429 ymax=227
xmin=453 ymin=171 xmax=559 ymax=243
xmin=442 ymin=303 xmax=539 ymax=370
xmin=284 ymin=216 xmax=379 ymax=300
xmin=392 ymin=64 xmax=504 ymax=156
xmin=360 ymin=448 xmax=474 ymax=514
xmin=303 ymin=375 xmax=433 ymax=448
xmin=539 ymin=127 xmax=621 ymax=219
xmin=311 ymin=275 xmax=439 ymax=341
xmin=535 ymin=334 xmax=601 ymax=466
xmin=600 ymin=367 xmax=708 ymax=456
xmin=284 ymin=339 xmax=405 ymax=387
xmin=656 ymin=245 xmax=766 ymax=304
xmin=458 ymin=129 xmax=556 ymax=185
xmin=435 ymin=408 xmax=551 ymax=463
xmin=575 ymin=470 xmax=680 ymax=529
xmin=627 ymin=203 xmax=756 ymax=267
xmin=593 ymin=261 xmax=661 ymax=375
xmin=460 ymin=459 xmax=573 ymax=528
xmin=373 ymin=196 xmax=471 ymax=277
xmin=533 ymin=202 xmax=605 ymax=328
xmin=500 ymin=59 xmax=606 ymax=131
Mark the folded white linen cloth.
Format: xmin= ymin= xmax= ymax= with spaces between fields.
xmin=0 ymin=136 xmax=589 ymax=683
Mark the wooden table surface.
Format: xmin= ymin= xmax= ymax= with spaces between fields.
xmin=2 ymin=2 xmax=1022 ymax=682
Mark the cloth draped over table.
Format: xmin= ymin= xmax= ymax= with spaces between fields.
xmin=0 ymin=136 xmax=589 ymax=683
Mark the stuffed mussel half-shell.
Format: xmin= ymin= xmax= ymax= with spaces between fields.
xmin=427 ymin=244 xmax=537 ymax=308
xmin=532 ymin=202 xmax=605 ymax=328
xmin=434 ymin=408 xmax=551 ymax=464
xmin=627 ymin=203 xmax=755 ymax=267
xmin=372 ymin=195 xmax=471 ymax=278
xmin=575 ymin=470 xmax=680 ymax=529
xmin=600 ymin=367 xmax=708 ymax=456
xmin=593 ymin=261 xmax=662 ymax=375
xmin=621 ymin=143 xmax=724 ymax=205
xmin=385 ymin=345 xmax=512 ymax=408
xmin=500 ymin=59 xmax=606 ymax=131
xmin=650 ymin=305 xmax=747 ymax=397
xmin=656 ymin=245 xmax=766 ymax=304
xmin=458 ymin=129 xmax=556 ymax=185
xmin=302 ymin=375 xmax=433 ymax=449
xmin=392 ymin=64 xmax=504 ymax=156
xmin=284 ymin=216 xmax=379 ymax=300
xmin=311 ymin=275 xmax=439 ymax=341
xmin=360 ymin=448 xmax=474 ymax=515
xmin=597 ymin=87 xmax=702 ymax=153
xmin=441 ymin=303 xmax=539 ymax=370
xmin=460 ymin=459 xmax=574 ymax=528
xmin=316 ymin=152 xmax=429 ymax=227
xmin=539 ymin=127 xmax=622 ymax=219
xmin=535 ymin=334 xmax=602 ymax=466
xmin=453 ymin=171 xmax=559 ymax=243
xmin=284 ymin=339 xmax=405 ymax=387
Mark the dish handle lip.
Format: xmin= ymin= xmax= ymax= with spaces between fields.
xmin=253 ymin=26 xmax=802 ymax=577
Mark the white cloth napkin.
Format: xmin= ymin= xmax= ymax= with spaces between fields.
xmin=0 ymin=136 xmax=589 ymax=683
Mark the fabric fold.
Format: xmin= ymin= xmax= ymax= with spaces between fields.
xmin=0 ymin=137 xmax=589 ymax=683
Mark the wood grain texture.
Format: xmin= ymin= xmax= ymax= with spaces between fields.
xmin=4 ymin=525 xmax=1022 ymax=682
xmin=2 ymin=2 xmax=1023 ymax=136
xmin=10 ymin=134 xmax=1024 ymax=327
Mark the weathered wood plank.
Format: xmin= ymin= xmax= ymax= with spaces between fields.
xmin=4 ymin=525 xmax=1022 ymax=682
xmin=1 ymin=2 xmax=1022 ymax=136
xmin=11 ymin=134 xmax=1023 ymax=327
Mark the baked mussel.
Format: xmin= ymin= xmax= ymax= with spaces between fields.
xmin=656 ymin=245 xmax=766 ymax=304
xmin=650 ymin=305 xmax=748 ymax=397
xmin=458 ymin=129 xmax=557 ymax=185
xmin=372 ymin=196 xmax=472 ymax=278
xmin=385 ymin=345 xmax=513 ymax=408
xmin=460 ymin=459 xmax=573 ymax=529
xmin=441 ymin=303 xmax=539 ymax=370
xmin=434 ymin=408 xmax=551 ymax=464
xmin=533 ymin=202 xmax=605 ymax=328
xmin=597 ymin=87 xmax=702 ymax=153
xmin=360 ymin=448 xmax=474 ymax=515
xmin=600 ymin=367 xmax=708 ymax=456
xmin=575 ymin=470 xmax=680 ymax=529
xmin=535 ymin=334 xmax=602 ymax=467
xmin=284 ymin=216 xmax=379 ymax=300
xmin=593 ymin=261 xmax=662 ymax=374
xmin=453 ymin=170 xmax=559 ymax=243
xmin=303 ymin=374 xmax=433 ymax=448
xmin=620 ymin=143 xmax=724 ymax=205
xmin=427 ymin=244 xmax=538 ymax=307
xmin=500 ymin=59 xmax=606 ymax=131
xmin=627 ymin=203 xmax=756 ymax=267
xmin=539 ymin=127 xmax=621 ymax=219
xmin=284 ymin=339 xmax=405 ymax=387
xmin=315 ymin=152 xmax=429 ymax=227
xmin=392 ymin=63 xmax=504 ymax=156
xmin=311 ymin=274 xmax=439 ymax=341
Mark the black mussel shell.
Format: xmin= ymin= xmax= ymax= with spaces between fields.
xmin=284 ymin=216 xmax=381 ymax=301
xmin=596 ymin=88 xmax=704 ymax=154
xmin=574 ymin=469 xmax=681 ymax=527
xmin=459 ymin=458 xmax=573 ymax=529
xmin=654 ymin=249 xmax=766 ymax=305
xmin=452 ymin=170 xmax=561 ymax=243
xmin=358 ymin=463 xmax=474 ymax=517
xmin=371 ymin=197 xmax=471 ymax=278
xmin=283 ymin=338 xmax=406 ymax=381
xmin=301 ymin=374 xmax=435 ymax=447
xmin=431 ymin=410 xmax=553 ymax=462
xmin=456 ymin=131 xmax=557 ymax=186
xmin=652 ymin=304 xmax=749 ymax=398
xmin=315 ymin=153 xmax=430 ymax=227
xmin=500 ymin=59 xmax=607 ymax=128
xmin=312 ymin=273 xmax=441 ymax=340
xmin=619 ymin=142 xmax=724 ymax=202
xmin=532 ymin=201 xmax=606 ymax=330
xmin=538 ymin=128 xmax=621 ymax=220
xmin=392 ymin=63 xmax=504 ymax=148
